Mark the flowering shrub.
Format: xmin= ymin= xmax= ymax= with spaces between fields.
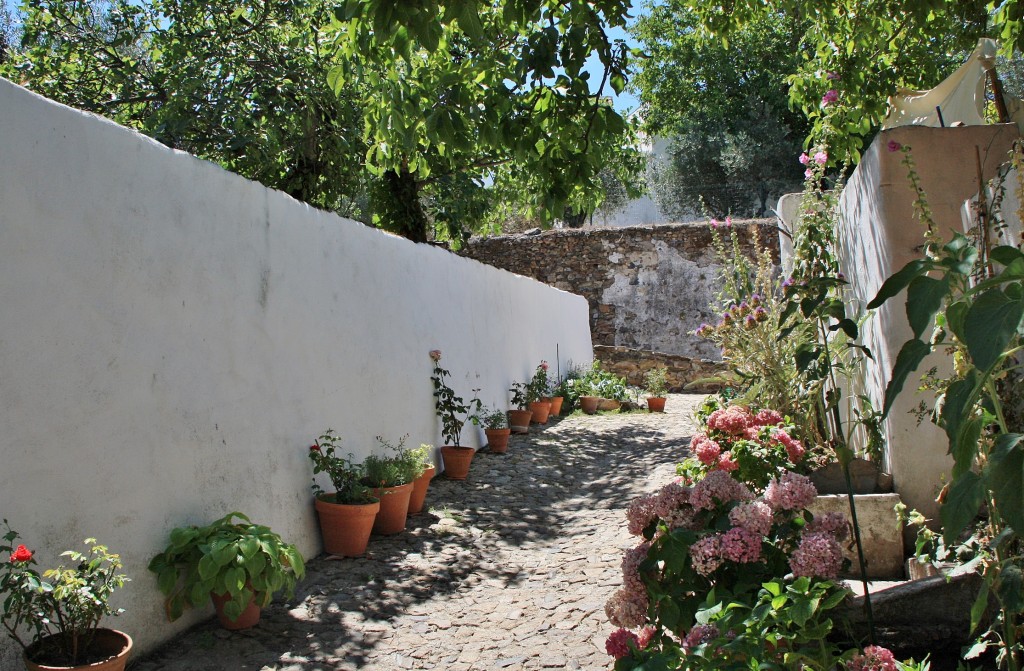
xmin=527 ymin=360 xmax=551 ymax=402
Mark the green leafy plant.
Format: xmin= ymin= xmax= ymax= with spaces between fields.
xmin=527 ymin=361 xmax=551 ymax=402
xmin=147 ymin=512 xmax=305 ymax=624
xmin=363 ymin=435 xmax=421 ymax=488
xmin=642 ymin=366 xmax=669 ymax=398
xmin=429 ymin=350 xmax=481 ymax=447
xmin=1 ymin=522 xmax=128 ymax=666
xmin=477 ymin=406 xmax=509 ymax=430
xmin=308 ymin=429 xmax=377 ymax=504
xmin=579 ymin=361 xmax=629 ymax=402
xmin=508 ymin=382 xmax=530 ymax=410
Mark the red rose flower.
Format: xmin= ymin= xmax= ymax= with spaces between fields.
xmin=310 ymin=443 xmax=321 ymax=452
xmin=10 ymin=544 xmax=32 ymax=563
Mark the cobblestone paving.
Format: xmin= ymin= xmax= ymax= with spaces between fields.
xmin=133 ymin=394 xmax=706 ymax=671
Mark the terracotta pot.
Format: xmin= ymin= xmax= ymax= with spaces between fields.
xmin=485 ymin=428 xmax=512 ymax=454
xmin=507 ymin=409 xmax=533 ymax=434
xmin=597 ymin=398 xmax=621 ymax=411
xmin=314 ymin=494 xmax=380 ymax=557
xmin=545 ymin=396 xmax=564 ymax=416
xmin=647 ymin=397 xmax=667 ymax=413
xmin=408 ymin=464 xmax=436 ymax=515
xmin=370 ymin=482 xmax=415 ymax=535
xmin=579 ymin=396 xmax=600 ymax=414
xmin=441 ymin=445 xmax=475 ymax=480
xmin=211 ymin=588 xmax=261 ymax=630
xmin=529 ymin=400 xmax=551 ymax=424
xmin=24 ymin=629 xmax=132 ymax=671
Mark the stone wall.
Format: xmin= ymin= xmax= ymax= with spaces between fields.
xmin=593 ymin=345 xmax=728 ymax=394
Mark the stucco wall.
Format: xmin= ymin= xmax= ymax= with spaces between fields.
xmin=0 ymin=78 xmax=592 ymax=665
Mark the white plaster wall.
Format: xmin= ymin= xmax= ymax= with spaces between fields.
xmin=0 ymin=78 xmax=592 ymax=666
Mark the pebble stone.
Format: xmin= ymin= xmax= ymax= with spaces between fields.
xmin=131 ymin=394 xmax=706 ymax=671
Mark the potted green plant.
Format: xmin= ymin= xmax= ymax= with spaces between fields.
xmin=2 ymin=522 xmax=131 ymax=671
xmin=643 ymin=366 xmax=669 ymax=412
xmin=307 ymin=429 xmax=380 ymax=557
xmin=148 ymin=512 xmax=305 ymax=631
xmin=508 ymin=381 xmax=533 ymax=434
xmin=429 ymin=350 xmax=482 ymax=479
xmin=479 ymin=406 xmax=511 ymax=453
xmin=406 ymin=444 xmax=436 ymax=515
xmin=364 ymin=435 xmax=421 ymax=534
xmin=527 ymin=361 xmax=553 ymax=424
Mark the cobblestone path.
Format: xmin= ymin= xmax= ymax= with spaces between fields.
xmin=133 ymin=394 xmax=705 ymax=671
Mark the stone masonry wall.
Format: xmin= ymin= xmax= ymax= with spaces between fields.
xmin=593 ymin=345 xmax=729 ymax=394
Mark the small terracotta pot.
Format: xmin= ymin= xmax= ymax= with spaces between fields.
xmin=545 ymin=396 xmax=564 ymax=416
xmin=408 ymin=464 xmax=436 ymax=514
xmin=647 ymin=397 xmax=667 ymax=412
xmin=211 ymin=589 xmax=261 ymax=630
xmin=371 ymin=482 xmax=415 ymax=534
xmin=485 ymin=428 xmax=512 ymax=454
xmin=441 ymin=445 xmax=475 ymax=480
xmin=579 ymin=396 xmax=600 ymax=414
xmin=315 ymin=494 xmax=380 ymax=557
xmin=529 ymin=400 xmax=551 ymax=424
xmin=507 ymin=409 xmax=533 ymax=434
xmin=24 ymin=629 xmax=132 ymax=671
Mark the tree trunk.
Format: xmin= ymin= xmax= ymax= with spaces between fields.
xmin=382 ymin=168 xmax=429 ymax=243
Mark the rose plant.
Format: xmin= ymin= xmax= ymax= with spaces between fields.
xmin=1 ymin=521 xmax=129 ymax=667
xmin=429 ymin=350 xmax=481 ymax=447
xmin=527 ymin=360 xmax=551 ymax=402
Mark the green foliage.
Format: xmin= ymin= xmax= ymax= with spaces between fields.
xmin=1 ymin=522 xmax=128 ymax=665
xmin=308 ymin=429 xmax=377 ymax=504
xmin=577 ymin=360 xmax=629 ymax=401
xmin=147 ymin=512 xmax=305 ymax=624
xmin=642 ymin=367 xmax=668 ymax=397
xmin=429 ymin=350 xmax=481 ymax=447
xmin=363 ymin=435 xmax=422 ymax=488
xmin=476 ymin=406 xmax=509 ymax=430
xmin=527 ymin=361 xmax=552 ymax=402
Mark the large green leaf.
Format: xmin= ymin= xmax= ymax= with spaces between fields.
xmin=882 ymin=339 xmax=931 ymax=417
xmin=963 ymin=288 xmax=1024 ymax=372
xmin=986 ymin=433 xmax=1024 ymax=534
xmin=940 ymin=471 xmax=985 ymax=546
xmin=866 ymin=259 xmax=930 ymax=309
xmin=939 ymin=369 xmax=981 ymax=469
xmin=997 ymin=563 xmax=1024 ymax=613
xmin=905 ymin=275 xmax=948 ymax=339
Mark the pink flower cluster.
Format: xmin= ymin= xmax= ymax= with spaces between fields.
xmin=719 ymin=527 xmax=762 ymax=563
xmin=846 ymin=645 xmax=898 ymax=671
xmin=605 ymin=541 xmax=652 ymax=629
xmin=769 ymin=428 xmax=805 ymax=463
xmin=690 ymin=470 xmax=753 ymax=511
xmin=790 ymin=531 xmax=844 ymax=580
xmin=690 ymin=534 xmax=723 ymax=575
xmin=626 ymin=494 xmax=657 ymax=536
xmin=764 ymin=472 xmax=817 ymax=511
xmin=682 ymin=624 xmax=719 ymax=649
xmin=706 ymin=405 xmax=754 ymax=435
xmin=604 ymin=627 xmax=655 ymax=659
xmin=692 ymin=434 xmax=722 ymax=465
xmin=654 ymin=481 xmax=697 ymax=529
xmin=728 ymin=501 xmax=773 ymax=537
xmin=807 ymin=511 xmax=850 ymax=541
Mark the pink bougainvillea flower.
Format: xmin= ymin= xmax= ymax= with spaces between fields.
xmin=428 ymin=350 xmax=442 ymax=362
xmin=886 ymin=140 xmax=902 ymax=153
xmin=605 ymin=628 xmax=639 ymax=659
xmin=821 ymin=89 xmax=839 ymax=106
xmin=9 ymin=545 xmax=32 ymax=563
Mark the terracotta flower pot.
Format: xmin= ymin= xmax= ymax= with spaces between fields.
xmin=579 ymin=396 xmax=600 ymax=414
xmin=507 ymin=409 xmax=532 ymax=434
xmin=314 ymin=494 xmax=380 ymax=557
xmin=545 ymin=396 xmax=564 ymax=416
xmin=24 ymin=629 xmax=132 ymax=671
xmin=597 ymin=398 xmax=621 ymax=411
xmin=370 ymin=482 xmax=415 ymax=535
xmin=647 ymin=397 xmax=667 ymax=413
xmin=529 ymin=400 xmax=551 ymax=424
xmin=211 ymin=588 xmax=261 ymax=630
xmin=408 ymin=464 xmax=436 ymax=515
xmin=441 ymin=445 xmax=475 ymax=480
xmin=485 ymin=428 xmax=512 ymax=454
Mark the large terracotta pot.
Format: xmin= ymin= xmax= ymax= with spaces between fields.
xmin=485 ymin=428 xmax=512 ymax=454
xmin=441 ymin=445 xmax=475 ymax=480
xmin=314 ymin=494 xmax=380 ymax=557
xmin=507 ymin=409 xmax=533 ymax=434
xmin=579 ymin=396 xmax=600 ymax=414
xmin=408 ymin=464 xmax=436 ymax=515
xmin=371 ymin=482 xmax=415 ymax=535
xmin=647 ymin=397 xmax=667 ymax=413
xmin=211 ymin=588 xmax=261 ymax=630
xmin=24 ymin=629 xmax=132 ymax=671
xmin=529 ymin=400 xmax=551 ymax=424
xmin=545 ymin=396 xmax=564 ymax=416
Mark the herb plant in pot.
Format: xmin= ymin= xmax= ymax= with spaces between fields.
xmin=643 ymin=366 xmax=669 ymax=412
xmin=148 ymin=512 xmax=305 ymax=631
xmin=407 ymin=444 xmax=435 ymax=515
xmin=364 ymin=436 xmax=421 ymax=535
xmin=507 ymin=382 xmax=533 ymax=434
xmin=527 ymin=361 xmax=552 ymax=424
xmin=308 ymin=429 xmax=380 ymax=557
xmin=479 ymin=406 xmax=511 ymax=453
xmin=2 ymin=522 xmax=131 ymax=671
xmin=429 ymin=350 xmax=482 ymax=480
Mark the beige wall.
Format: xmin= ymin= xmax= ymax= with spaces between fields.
xmin=0 ymin=78 xmax=592 ymax=665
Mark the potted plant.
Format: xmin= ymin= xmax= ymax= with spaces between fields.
xmin=643 ymin=366 xmax=669 ymax=412
xmin=2 ymin=522 xmax=131 ymax=671
xmin=308 ymin=429 xmax=380 ymax=557
xmin=363 ymin=435 xmax=421 ymax=534
xmin=479 ymin=406 xmax=512 ymax=453
xmin=508 ymin=382 xmax=533 ymax=434
xmin=407 ymin=444 xmax=436 ymax=515
xmin=148 ymin=512 xmax=305 ymax=631
xmin=429 ymin=350 xmax=482 ymax=480
xmin=527 ymin=361 xmax=553 ymax=423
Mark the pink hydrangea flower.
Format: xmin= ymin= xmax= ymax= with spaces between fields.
xmin=605 ymin=587 xmax=649 ymax=629
xmin=719 ymin=527 xmax=762 ymax=563
xmin=622 ymin=542 xmax=651 ymax=595
xmin=764 ymin=471 xmax=817 ymax=511
xmin=654 ymin=481 xmax=691 ymax=519
xmin=770 ymin=429 xmax=805 ymax=463
xmin=706 ymin=406 xmax=753 ymax=435
xmin=846 ymin=645 xmax=899 ymax=671
xmin=690 ymin=534 xmax=723 ymax=576
xmin=683 ymin=624 xmax=720 ymax=649
xmin=691 ymin=434 xmax=722 ymax=465
xmin=605 ymin=628 xmax=639 ymax=659
xmin=790 ymin=531 xmax=844 ymax=579
xmin=716 ymin=451 xmax=739 ymax=472
xmin=637 ymin=627 xmax=656 ymax=649
xmin=752 ymin=409 xmax=784 ymax=427
xmin=627 ymin=493 xmax=657 ymax=536
xmin=691 ymin=470 xmax=753 ymax=511
xmin=728 ymin=501 xmax=773 ymax=537
xmin=807 ymin=511 xmax=850 ymax=541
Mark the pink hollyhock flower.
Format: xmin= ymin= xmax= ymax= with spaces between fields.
xmin=805 ymin=168 xmax=814 ymax=179
xmin=813 ymin=150 xmax=828 ymax=165
xmin=719 ymin=527 xmax=762 ymax=563
xmin=605 ymin=587 xmax=649 ymax=629
xmin=807 ymin=511 xmax=850 ymax=541
xmin=605 ymin=628 xmax=639 ymax=659
xmin=770 ymin=428 xmax=805 ymax=463
xmin=706 ymin=406 xmax=753 ymax=435
xmin=710 ymin=218 xmax=719 ymax=228
xmin=799 ymin=152 xmax=810 ymax=165
xmin=725 ymin=216 xmax=732 ymax=228
xmin=627 ymin=493 xmax=657 ymax=536
xmin=690 ymin=534 xmax=723 ymax=576
xmin=790 ymin=531 xmax=844 ymax=579
xmin=764 ymin=471 xmax=817 ymax=511
xmin=691 ymin=434 xmax=722 ymax=465
xmin=886 ymin=140 xmax=902 ymax=153
xmin=753 ymin=409 xmax=784 ymax=427
xmin=691 ymin=470 xmax=753 ymax=510
xmin=728 ymin=501 xmax=773 ymax=537
xmin=822 ymin=89 xmax=839 ymax=106
xmin=683 ymin=624 xmax=720 ymax=649
xmin=716 ymin=451 xmax=739 ymax=472
xmin=846 ymin=645 xmax=899 ymax=671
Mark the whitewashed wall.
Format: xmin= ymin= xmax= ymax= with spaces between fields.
xmin=0 ymin=78 xmax=592 ymax=665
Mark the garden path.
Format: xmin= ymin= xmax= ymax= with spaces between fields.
xmin=132 ymin=394 xmax=706 ymax=671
